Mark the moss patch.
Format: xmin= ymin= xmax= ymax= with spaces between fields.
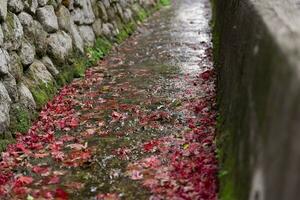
xmin=132 ymin=4 xmax=149 ymax=22
xmin=73 ymin=59 xmax=87 ymax=78
xmin=86 ymin=37 xmax=113 ymax=66
xmin=31 ymin=82 xmax=57 ymax=109
xmin=56 ymin=66 xmax=75 ymax=86
xmin=116 ymin=22 xmax=137 ymax=44
xmin=9 ymin=106 xmax=31 ymax=134
xmin=216 ymin=113 xmax=239 ymax=200
xmin=159 ymin=0 xmax=171 ymax=6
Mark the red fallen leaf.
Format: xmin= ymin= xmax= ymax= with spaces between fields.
xmin=142 ymin=178 xmax=158 ymax=188
xmin=63 ymin=150 xmax=92 ymax=167
xmin=98 ymin=121 xmax=105 ymax=127
xmin=13 ymin=186 xmax=30 ymax=195
xmin=81 ymin=128 xmax=96 ymax=137
xmin=0 ymin=172 xmax=12 ymax=185
xmin=111 ymin=111 xmax=124 ymax=122
xmin=65 ymin=182 xmax=84 ymax=190
xmin=32 ymin=166 xmax=49 ymax=175
xmin=113 ymin=147 xmax=131 ymax=159
xmin=33 ymin=152 xmax=49 ymax=158
xmin=129 ymin=170 xmax=143 ymax=180
xmin=14 ymin=176 xmax=33 ymax=187
xmin=69 ymin=117 xmax=79 ymax=128
xmin=53 ymin=170 xmax=67 ymax=176
xmin=96 ymin=193 xmax=120 ymax=200
xmin=47 ymin=176 xmax=60 ymax=184
xmin=200 ymin=69 xmax=214 ymax=81
xmin=57 ymin=119 xmax=66 ymax=129
xmin=15 ymin=143 xmax=31 ymax=155
xmin=59 ymin=135 xmax=75 ymax=142
xmin=0 ymin=187 xmax=6 ymax=195
xmin=29 ymin=142 xmax=43 ymax=150
xmin=67 ymin=143 xmax=86 ymax=150
xmin=143 ymin=140 xmax=160 ymax=152
xmin=140 ymin=156 xmax=161 ymax=168
xmin=52 ymin=151 xmax=65 ymax=161
xmin=55 ymin=188 xmax=69 ymax=200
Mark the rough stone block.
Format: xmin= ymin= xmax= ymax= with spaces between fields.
xmin=36 ymin=5 xmax=59 ymax=33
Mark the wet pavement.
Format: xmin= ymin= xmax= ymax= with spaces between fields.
xmin=0 ymin=0 xmax=217 ymax=199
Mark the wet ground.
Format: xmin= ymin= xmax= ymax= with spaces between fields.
xmin=0 ymin=0 xmax=217 ymax=199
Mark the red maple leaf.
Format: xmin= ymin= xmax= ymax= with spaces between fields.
xmin=55 ymin=188 xmax=69 ymax=199
xmin=14 ymin=176 xmax=33 ymax=187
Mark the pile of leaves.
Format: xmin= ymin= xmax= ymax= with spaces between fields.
xmin=126 ymin=69 xmax=218 ymax=200
xmin=0 ymin=69 xmax=105 ymax=199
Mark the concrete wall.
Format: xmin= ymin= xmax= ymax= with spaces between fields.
xmin=0 ymin=0 xmax=163 ymax=139
xmin=213 ymin=0 xmax=300 ymax=200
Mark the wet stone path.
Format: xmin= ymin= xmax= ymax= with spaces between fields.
xmin=0 ymin=0 xmax=217 ymax=199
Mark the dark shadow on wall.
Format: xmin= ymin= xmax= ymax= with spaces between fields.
xmin=212 ymin=0 xmax=300 ymax=199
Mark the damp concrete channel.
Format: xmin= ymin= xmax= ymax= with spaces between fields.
xmin=0 ymin=0 xmax=217 ymax=199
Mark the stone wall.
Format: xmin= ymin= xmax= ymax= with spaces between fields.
xmin=0 ymin=0 xmax=164 ymax=138
xmin=213 ymin=0 xmax=300 ymax=200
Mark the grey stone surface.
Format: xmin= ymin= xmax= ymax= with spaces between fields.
xmin=102 ymin=0 xmax=110 ymax=9
xmin=38 ymin=0 xmax=48 ymax=7
xmin=3 ymin=73 xmax=18 ymax=102
xmin=47 ymin=31 xmax=73 ymax=63
xmin=116 ymin=3 xmax=124 ymax=19
xmin=0 ymin=48 xmax=9 ymax=75
xmin=18 ymin=82 xmax=36 ymax=109
xmin=0 ymin=0 xmax=8 ymax=21
xmin=41 ymin=56 xmax=59 ymax=76
xmin=57 ymin=5 xmax=72 ymax=32
xmin=56 ymin=5 xmax=84 ymax=53
xmin=78 ymin=25 xmax=95 ymax=46
xmin=8 ymin=51 xmax=23 ymax=82
xmin=26 ymin=60 xmax=54 ymax=84
xmin=2 ymin=12 xmax=24 ymax=51
xmin=18 ymin=11 xmax=33 ymax=27
xmin=24 ymin=0 xmax=38 ymax=14
xmin=8 ymin=0 xmax=24 ymax=13
xmin=71 ymin=0 xmax=95 ymax=25
xmin=0 ymin=26 xmax=3 ymax=47
xmin=92 ymin=18 xmax=102 ymax=37
xmin=36 ymin=5 xmax=59 ymax=33
xmin=0 ymin=82 xmax=11 ymax=134
xmin=19 ymin=41 xmax=35 ymax=66
xmin=70 ymin=23 xmax=84 ymax=53
xmin=23 ymin=20 xmax=48 ymax=56
xmin=97 ymin=1 xmax=108 ymax=22
xmin=123 ymin=8 xmax=133 ymax=23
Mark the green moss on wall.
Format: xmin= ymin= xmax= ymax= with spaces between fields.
xmin=31 ymin=82 xmax=57 ymax=109
xmin=115 ymin=22 xmax=137 ymax=44
xmin=86 ymin=37 xmax=113 ymax=66
xmin=216 ymin=114 xmax=238 ymax=200
xmin=56 ymin=67 xmax=74 ymax=86
xmin=159 ymin=0 xmax=171 ymax=6
xmin=73 ymin=59 xmax=87 ymax=78
xmin=132 ymin=4 xmax=149 ymax=22
xmin=9 ymin=106 xmax=31 ymax=134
